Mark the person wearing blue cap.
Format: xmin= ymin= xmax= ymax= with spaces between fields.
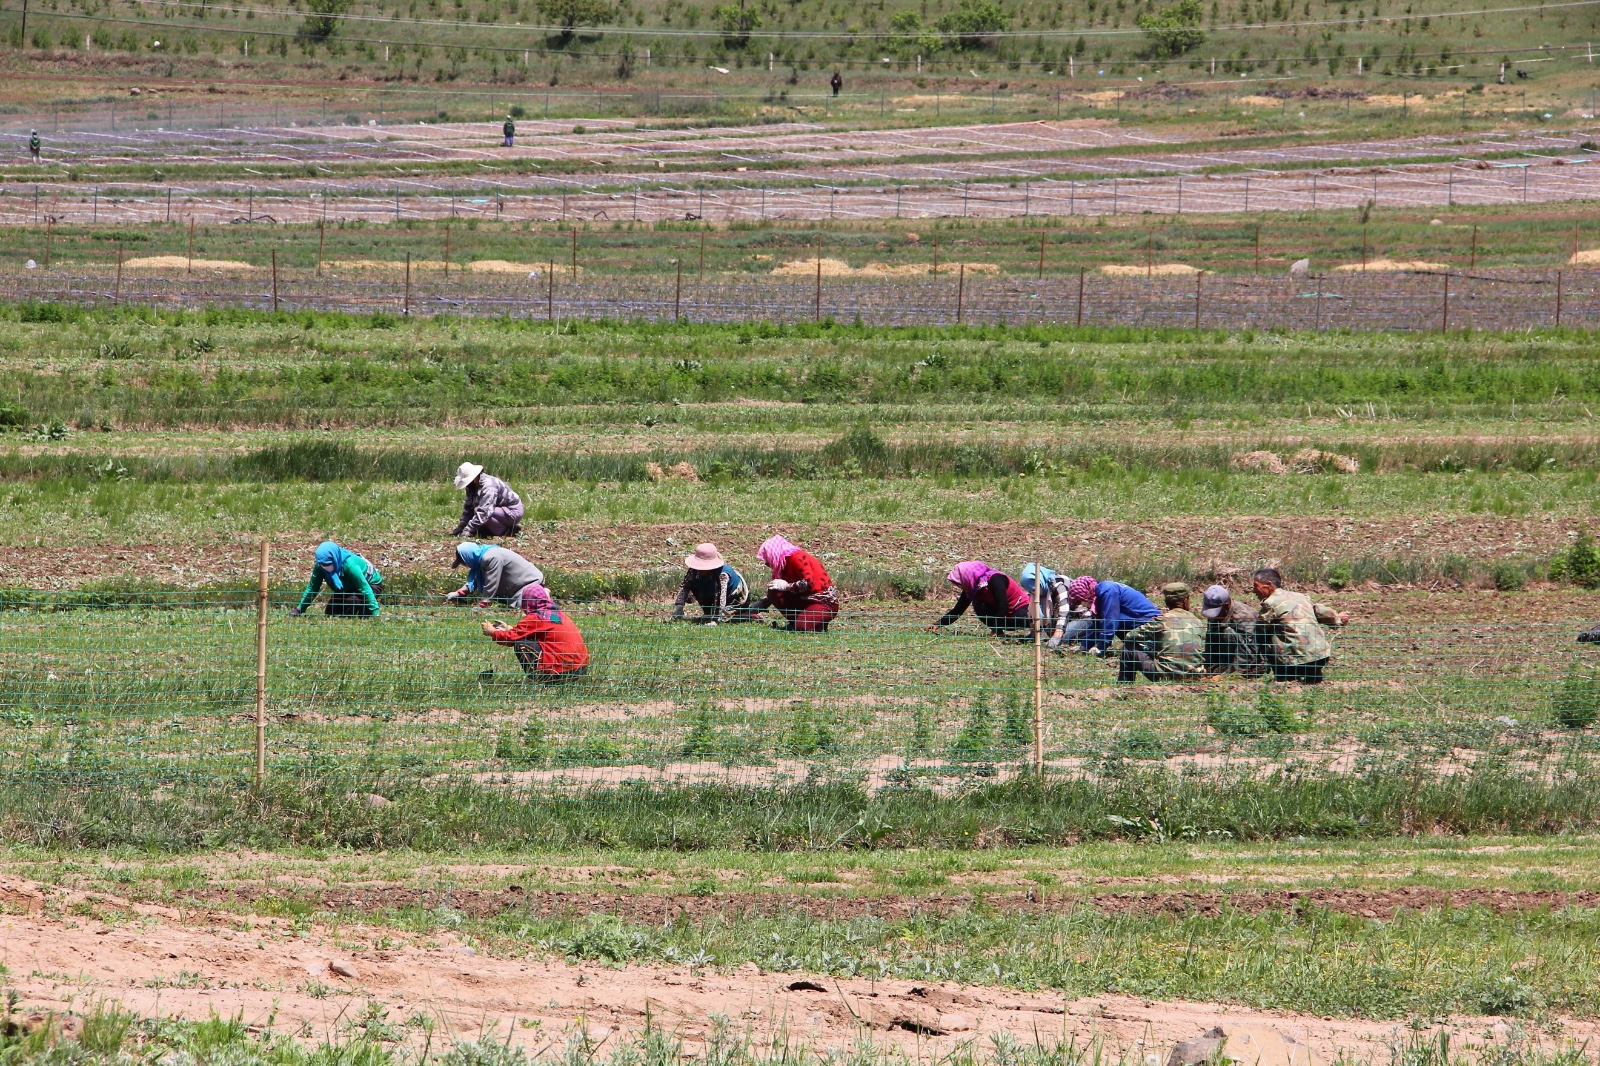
xmin=290 ymin=541 xmax=383 ymax=617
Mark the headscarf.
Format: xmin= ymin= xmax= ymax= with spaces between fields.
xmin=1067 ymin=575 xmax=1098 ymax=609
xmin=947 ymin=561 xmax=999 ymax=594
xmin=518 ymin=582 xmax=558 ymax=619
xmin=1018 ymin=563 xmax=1059 ymax=593
xmin=756 ymin=535 xmax=801 ymax=577
xmin=315 ymin=541 xmax=350 ymax=590
xmin=456 ymin=542 xmax=491 ymax=592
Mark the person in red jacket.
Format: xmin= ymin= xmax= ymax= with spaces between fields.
xmin=482 ymin=582 xmax=589 ymax=682
xmin=752 ymin=534 xmax=839 ymax=633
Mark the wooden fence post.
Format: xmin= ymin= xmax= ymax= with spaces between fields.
xmin=187 ymin=217 xmax=195 ymax=275
xmin=675 ymin=260 xmax=682 ymax=323
xmin=1037 ymin=231 xmax=1045 ymax=280
xmin=444 ymin=223 xmax=451 ymax=278
xmin=814 ymin=258 xmax=822 ymax=321
xmin=317 ymin=219 xmax=325 ymax=276
xmin=114 ymin=244 xmax=123 ymax=305
xmin=1556 ymin=269 xmax=1563 ymax=327
xmin=1076 ymin=267 xmax=1085 ymax=328
xmin=1194 ymin=271 xmax=1202 ymax=331
xmin=271 ymin=249 xmax=279 ymax=313
xmin=1031 ymin=560 xmax=1044 ymax=776
xmin=254 ymin=540 xmax=270 ymax=787
xmin=1441 ymin=272 xmax=1449 ymax=332
xmin=956 ymin=262 xmax=964 ymax=324
xmin=404 ymin=252 xmax=411 ymax=315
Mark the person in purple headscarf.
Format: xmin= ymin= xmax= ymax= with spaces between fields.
xmin=751 ymin=534 xmax=838 ymax=632
xmin=936 ymin=561 xmax=1034 ymax=637
xmin=1066 ymin=575 xmax=1161 ymax=655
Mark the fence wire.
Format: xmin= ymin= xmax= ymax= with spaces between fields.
xmin=3 ymin=592 xmax=1596 ymax=790
xmin=3 ymin=266 xmax=1592 ymax=331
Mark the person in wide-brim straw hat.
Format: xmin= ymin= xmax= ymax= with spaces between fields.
xmin=452 ymin=461 xmax=524 ymax=538
xmin=669 ymin=542 xmax=755 ymax=624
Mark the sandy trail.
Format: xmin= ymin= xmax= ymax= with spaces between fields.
xmin=1 ymin=875 xmax=1581 ymax=1064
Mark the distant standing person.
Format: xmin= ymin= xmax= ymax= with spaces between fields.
xmin=450 ymin=542 xmax=544 ymax=607
xmin=1252 ymin=567 xmax=1345 ymax=684
xmin=29 ymin=130 xmax=40 ymax=161
xmin=502 ymin=115 xmax=515 ymax=148
xmin=752 ymin=534 xmax=839 ymax=633
xmin=453 ymin=462 xmax=524 ymax=537
xmin=830 ymin=71 xmax=843 ymax=97
xmin=290 ymin=541 xmax=383 ymax=617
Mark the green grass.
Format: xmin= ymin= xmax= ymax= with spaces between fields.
xmin=8 ymin=765 xmax=1600 ymax=850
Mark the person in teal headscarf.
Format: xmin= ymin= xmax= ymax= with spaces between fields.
xmin=290 ymin=541 xmax=383 ymax=617
xmin=1018 ymin=563 xmax=1087 ymax=651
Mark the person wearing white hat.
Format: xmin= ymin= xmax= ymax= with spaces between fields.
xmin=670 ymin=542 xmax=753 ymax=624
xmin=452 ymin=462 xmax=524 ymax=538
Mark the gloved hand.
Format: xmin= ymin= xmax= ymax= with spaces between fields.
xmin=446 ymin=585 xmax=470 ymax=601
xmin=287 ymin=607 xmax=303 ymax=616
xmin=768 ymin=579 xmax=791 ymax=593
xmin=1047 ymin=634 xmax=1062 ymax=651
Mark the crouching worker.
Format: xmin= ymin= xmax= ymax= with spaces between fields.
xmin=1019 ymin=563 xmax=1090 ymax=650
xmin=752 ymin=534 xmax=839 ymax=632
xmin=671 ymin=543 xmax=754 ymax=624
xmin=1068 ymin=575 xmax=1160 ymax=655
xmin=937 ymin=561 xmax=1032 ymax=636
xmin=449 ymin=542 xmax=544 ymax=607
xmin=290 ymin=541 xmax=382 ymax=617
xmin=452 ymin=462 xmax=524 ymax=538
xmin=1117 ymin=582 xmax=1206 ymax=682
xmin=1199 ymin=584 xmax=1265 ymax=676
xmin=483 ymin=583 xmax=589 ymax=683
xmin=1252 ymin=568 xmax=1345 ymax=684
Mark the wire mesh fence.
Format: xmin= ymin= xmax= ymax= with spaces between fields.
xmin=2 ymin=149 xmax=1595 ymax=228
xmin=3 ymin=587 xmax=1597 ymax=790
xmin=2 ymin=263 xmax=1592 ymax=330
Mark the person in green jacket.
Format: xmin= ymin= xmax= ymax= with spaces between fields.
xmin=502 ymin=116 xmax=515 ymax=147
xmin=1117 ymin=582 xmax=1206 ymax=682
xmin=290 ymin=540 xmax=383 ymax=617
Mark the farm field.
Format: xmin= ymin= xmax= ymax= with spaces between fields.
xmin=9 ymin=54 xmax=1600 ymax=1065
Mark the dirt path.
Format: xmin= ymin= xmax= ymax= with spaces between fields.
xmin=1 ymin=876 xmax=1582 ymax=1065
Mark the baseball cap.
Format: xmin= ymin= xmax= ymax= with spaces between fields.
xmin=1200 ymin=584 xmax=1231 ymax=620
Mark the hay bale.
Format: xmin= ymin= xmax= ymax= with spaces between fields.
xmin=1100 ymin=263 xmax=1204 ymax=276
xmin=124 ymin=255 xmax=255 ymax=271
xmin=645 ymin=461 xmax=699 ymax=482
xmin=1334 ymin=258 xmax=1448 ymax=272
xmin=1230 ymin=450 xmax=1288 ymax=474
xmin=1289 ymin=448 xmax=1359 ymax=474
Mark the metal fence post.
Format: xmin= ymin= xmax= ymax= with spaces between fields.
xmin=956 ymin=262 xmax=964 ymax=324
xmin=254 ymin=540 xmax=270 ymax=786
xmin=271 ymin=249 xmax=279 ymax=312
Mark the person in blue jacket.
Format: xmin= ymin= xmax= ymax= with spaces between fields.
xmin=290 ymin=541 xmax=383 ymax=617
xmin=1066 ymin=574 xmax=1160 ymax=654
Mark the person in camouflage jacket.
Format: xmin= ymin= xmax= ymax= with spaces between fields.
xmin=1117 ymin=582 xmax=1206 ymax=682
xmin=1252 ymin=567 xmax=1346 ymax=683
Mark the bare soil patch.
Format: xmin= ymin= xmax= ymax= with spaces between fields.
xmin=2 ymin=876 xmax=1590 ymax=1062
xmin=167 ymin=883 xmax=1600 ymax=924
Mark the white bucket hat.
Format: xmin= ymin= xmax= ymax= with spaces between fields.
xmin=453 ymin=462 xmax=484 ymax=490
